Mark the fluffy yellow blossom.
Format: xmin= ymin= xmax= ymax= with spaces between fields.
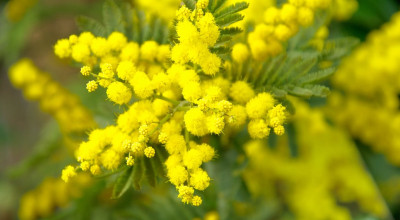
xmin=90 ymin=37 xmax=110 ymax=57
xmin=177 ymin=185 xmax=194 ymax=204
xmin=116 ymin=61 xmax=136 ymax=81
xmin=131 ymin=71 xmax=154 ymax=98
xmin=107 ymin=32 xmax=127 ymax=51
xmin=227 ymin=105 xmax=247 ymax=127
xmin=191 ymin=196 xmax=202 ymax=206
xmin=168 ymin=166 xmax=189 ymax=186
xmin=206 ymin=114 xmax=225 ymax=135
xmin=80 ymin=66 xmax=92 ymax=76
xmin=120 ymin=42 xmax=140 ymax=62
xmin=61 ymin=165 xmax=77 ymax=182
xmin=297 ymin=7 xmax=314 ymax=26
xmin=183 ymin=149 xmax=203 ymax=170
xmin=54 ymin=39 xmax=71 ymax=58
xmin=106 ymin=81 xmax=132 ymax=105
xmin=229 ymin=81 xmax=255 ymax=104
xmin=86 ymin=80 xmax=98 ymax=92
xmin=140 ymin=41 xmax=159 ymax=61
xmin=165 ymin=134 xmax=186 ymax=155
xmin=144 ymin=147 xmax=155 ymax=158
xmin=248 ymin=119 xmax=270 ymax=139
xmin=246 ymin=92 xmax=275 ymax=119
xmin=231 ymin=43 xmax=249 ymax=63
xmin=190 ymin=168 xmax=210 ymax=190
xmin=184 ymin=108 xmax=208 ymax=136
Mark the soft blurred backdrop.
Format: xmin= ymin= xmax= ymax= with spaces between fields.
xmin=1 ymin=0 xmax=400 ymax=219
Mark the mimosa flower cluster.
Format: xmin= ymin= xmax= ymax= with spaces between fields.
xmin=243 ymin=100 xmax=388 ymax=219
xmin=328 ymin=11 xmax=400 ymax=165
xmin=19 ymin=174 xmax=92 ymax=220
xmin=8 ymin=59 xmax=96 ymax=140
xmin=55 ymin=0 xmax=288 ymax=206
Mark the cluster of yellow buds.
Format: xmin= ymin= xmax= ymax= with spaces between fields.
xmin=55 ymin=0 xmax=288 ymax=206
xmin=8 ymin=59 xmax=96 ymax=137
xmin=243 ymin=100 xmax=388 ymax=219
xmin=19 ymin=174 xmax=92 ymax=220
xmin=328 ymin=11 xmax=400 ymax=165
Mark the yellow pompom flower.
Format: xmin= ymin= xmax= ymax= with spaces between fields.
xmin=229 ymin=81 xmax=255 ymax=104
xmin=206 ymin=113 xmax=225 ymax=135
xmin=263 ymin=7 xmax=280 ymax=24
xmin=157 ymin=45 xmax=171 ymax=63
xmin=120 ymin=42 xmax=140 ymax=62
xmin=165 ymin=154 xmax=183 ymax=170
xmin=131 ymin=71 xmax=154 ymax=99
xmin=184 ymin=108 xmax=208 ymax=136
xmin=106 ymin=81 xmax=132 ymax=105
xmin=144 ymin=147 xmax=156 ymax=158
xmin=195 ymin=143 xmax=215 ymax=162
xmin=140 ymin=41 xmax=159 ymax=61
xmin=248 ymin=119 xmax=271 ymax=139
xmin=274 ymin=24 xmax=292 ymax=42
xmin=191 ymin=196 xmax=202 ymax=206
xmin=177 ymin=185 xmax=194 ymax=204
xmin=182 ymin=81 xmax=202 ymax=102
xmin=197 ymin=13 xmax=220 ymax=46
xmin=196 ymin=0 xmax=209 ymax=9
xmin=80 ymin=161 xmax=90 ymax=171
xmin=254 ymin=24 xmax=275 ymax=39
xmin=199 ymin=53 xmax=221 ymax=76
xmin=168 ymin=166 xmax=188 ymax=186
xmin=78 ymin=32 xmax=95 ymax=44
xmin=176 ymin=5 xmax=191 ymax=21
xmin=80 ymin=66 xmax=92 ymax=76
xmin=71 ymin=43 xmax=91 ymax=63
xmin=152 ymin=72 xmax=172 ymax=93
xmin=183 ymin=149 xmax=203 ymax=170
xmin=280 ymin=3 xmax=298 ymax=23
xmin=100 ymin=149 xmax=122 ymax=170
xmin=232 ymin=43 xmax=249 ymax=63
xmin=86 ymin=80 xmax=98 ymax=92
xmin=117 ymin=61 xmax=136 ymax=81
xmin=54 ymin=39 xmax=71 ymax=58
xmin=107 ymin=32 xmax=127 ymax=51
xmin=249 ymin=38 xmax=269 ymax=61
xmin=274 ymin=125 xmax=285 ymax=135
xmin=227 ymin=105 xmax=247 ymax=127
xmin=246 ymin=92 xmax=275 ymax=119
xmin=126 ymin=155 xmax=135 ymax=166
xmin=69 ymin=34 xmax=78 ymax=44
xmin=90 ymin=164 xmax=101 ymax=175
xmin=61 ymin=165 xmax=77 ymax=182
xmin=90 ymin=37 xmax=110 ymax=57
xmin=297 ymin=7 xmax=314 ymax=26
xmin=190 ymin=168 xmax=210 ymax=190
xmin=165 ymin=134 xmax=186 ymax=155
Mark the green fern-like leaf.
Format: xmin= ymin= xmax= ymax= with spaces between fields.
xmin=103 ymin=0 xmax=125 ymax=34
xmin=112 ymin=167 xmax=134 ymax=199
xmin=76 ymin=16 xmax=107 ymax=37
xmin=216 ymin=13 xmax=244 ymax=28
xmin=132 ymin=158 xmax=144 ymax=190
xmin=183 ymin=0 xmax=196 ymax=10
xmin=287 ymin=86 xmax=314 ymax=98
xmin=297 ymin=67 xmax=336 ymax=85
xmin=220 ymin=27 xmax=243 ymax=36
xmin=144 ymin=158 xmax=156 ymax=187
xmin=214 ymin=2 xmax=249 ymax=19
xmin=210 ymin=46 xmax=231 ymax=54
xmin=210 ymin=0 xmax=228 ymax=12
xmin=303 ymin=84 xmax=330 ymax=97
